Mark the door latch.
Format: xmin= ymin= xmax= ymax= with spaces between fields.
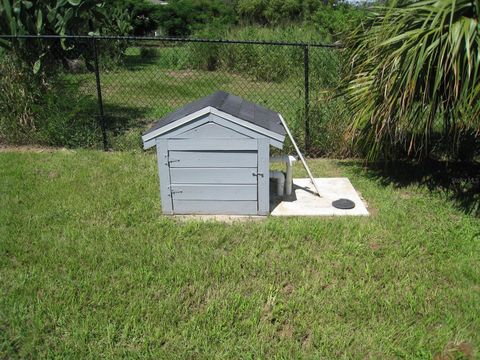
xmin=168 ymin=189 xmax=183 ymax=197
xmin=252 ymin=172 xmax=264 ymax=177
xmin=165 ymin=159 xmax=180 ymax=166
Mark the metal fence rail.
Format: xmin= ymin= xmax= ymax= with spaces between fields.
xmin=0 ymin=35 xmax=344 ymax=156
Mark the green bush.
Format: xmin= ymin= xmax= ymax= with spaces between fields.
xmin=312 ymin=4 xmax=368 ymax=39
xmin=263 ymin=0 xmax=303 ymax=25
xmin=98 ymin=39 xmax=130 ymax=70
xmin=308 ymin=97 xmax=352 ymax=157
xmin=185 ymin=25 xmax=228 ymax=71
xmin=109 ymin=0 xmax=163 ymax=36
xmin=156 ymin=0 xmax=235 ymax=37
xmin=236 ymin=0 xmax=269 ymax=24
xmin=0 ymin=53 xmax=102 ymax=148
xmin=35 ymin=89 xmax=101 ymax=148
xmin=235 ymin=0 xmax=366 ymax=32
xmin=0 ymin=55 xmax=39 ymax=144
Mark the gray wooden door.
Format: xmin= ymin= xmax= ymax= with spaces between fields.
xmin=166 ymin=139 xmax=260 ymax=215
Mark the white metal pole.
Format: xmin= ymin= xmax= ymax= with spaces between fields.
xmin=278 ymin=114 xmax=322 ymax=197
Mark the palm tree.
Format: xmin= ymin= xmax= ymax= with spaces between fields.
xmin=343 ymin=0 xmax=480 ymax=160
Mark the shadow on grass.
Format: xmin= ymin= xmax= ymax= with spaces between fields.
xmin=124 ymin=55 xmax=160 ymax=72
xmin=339 ymin=160 xmax=480 ymax=217
xmin=103 ymin=103 xmax=151 ymax=136
xmin=65 ymin=93 xmax=151 ymax=150
xmin=61 ymin=75 xmax=151 ymax=135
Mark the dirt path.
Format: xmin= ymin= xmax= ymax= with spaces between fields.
xmin=0 ymin=144 xmax=69 ymax=153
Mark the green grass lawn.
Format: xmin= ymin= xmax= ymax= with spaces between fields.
xmin=1 ymin=149 xmax=479 ymax=359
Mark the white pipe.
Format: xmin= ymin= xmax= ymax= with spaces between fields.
xmin=269 ymin=170 xmax=285 ymax=197
xmin=285 ymin=155 xmax=295 ymax=195
xmin=270 ymin=155 xmax=297 ymax=196
xmin=278 ymin=114 xmax=322 ymax=197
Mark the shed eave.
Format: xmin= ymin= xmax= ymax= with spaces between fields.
xmin=142 ymin=107 xmax=211 ymax=144
xmin=210 ymin=108 xmax=285 ymax=142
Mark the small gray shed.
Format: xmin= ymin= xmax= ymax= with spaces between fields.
xmin=142 ymin=91 xmax=286 ymax=215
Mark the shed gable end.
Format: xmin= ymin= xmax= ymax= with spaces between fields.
xmin=172 ymin=121 xmax=250 ymax=139
xmin=143 ymin=109 xmax=284 ymax=150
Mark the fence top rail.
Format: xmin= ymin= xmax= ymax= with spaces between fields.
xmin=0 ymin=34 xmax=341 ymax=48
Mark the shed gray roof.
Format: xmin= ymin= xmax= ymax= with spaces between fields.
xmin=143 ymin=91 xmax=286 ymax=137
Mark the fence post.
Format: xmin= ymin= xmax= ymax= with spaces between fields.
xmin=92 ymin=37 xmax=108 ymax=151
xmin=303 ymin=45 xmax=310 ymax=156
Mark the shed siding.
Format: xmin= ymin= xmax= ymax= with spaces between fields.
xmin=174 ymin=122 xmax=248 ymax=139
xmin=170 ymin=168 xmax=257 ymax=185
xmin=168 ymin=151 xmax=257 ymax=168
xmin=172 ymin=200 xmax=258 ymax=215
xmin=170 ymin=184 xmax=257 ymax=201
xmin=167 ymin=138 xmax=257 ymax=151
xmin=257 ymin=138 xmax=270 ymax=215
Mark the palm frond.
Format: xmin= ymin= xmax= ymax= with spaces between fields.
xmin=343 ymin=0 xmax=480 ymax=160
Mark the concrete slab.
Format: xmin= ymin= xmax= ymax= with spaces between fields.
xmin=270 ymin=178 xmax=369 ymax=216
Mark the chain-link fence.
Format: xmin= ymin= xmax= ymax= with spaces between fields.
xmin=0 ymin=35 xmax=347 ymax=157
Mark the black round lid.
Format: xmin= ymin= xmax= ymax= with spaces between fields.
xmin=332 ymin=198 xmax=356 ymax=209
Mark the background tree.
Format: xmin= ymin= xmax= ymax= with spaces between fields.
xmin=109 ymin=0 xmax=163 ymax=36
xmin=156 ymin=0 xmax=235 ymax=37
xmin=343 ymin=0 xmax=480 ymax=160
xmin=0 ymin=0 xmax=133 ymax=72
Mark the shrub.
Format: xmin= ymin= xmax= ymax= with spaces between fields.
xmin=109 ymin=0 xmax=163 ymax=35
xmin=308 ymin=96 xmax=352 ymax=157
xmin=313 ymin=4 xmax=368 ymax=39
xmin=95 ymin=37 xmax=131 ymax=70
xmin=185 ymin=25 xmax=228 ymax=71
xmin=264 ymin=0 xmax=303 ymax=25
xmin=156 ymin=0 xmax=235 ymax=37
xmin=0 ymin=53 xmax=102 ymax=148
xmin=235 ymin=0 xmax=367 ymax=31
xmin=236 ymin=0 xmax=268 ymax=24
xmin=0 ymin=55 xmax=39 ymax=144
xmin=35 ymin=88 xmax=101 ymax=148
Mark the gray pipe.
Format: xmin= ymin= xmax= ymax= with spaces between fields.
xmin=269 ymin=170 xmax=285 ymax=197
